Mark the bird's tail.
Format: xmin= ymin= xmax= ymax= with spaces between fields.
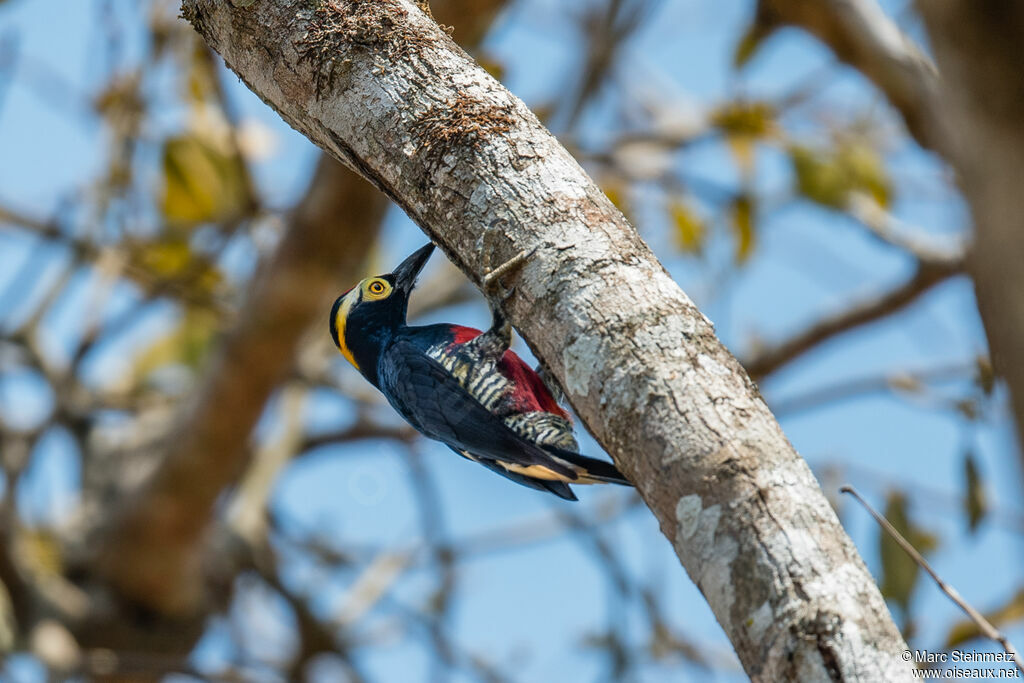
xmin=546 ymin=447 xmax=632 ymax=486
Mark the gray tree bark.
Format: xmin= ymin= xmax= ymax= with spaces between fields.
xmin=179 ymin=0 xmax=911 ymax=679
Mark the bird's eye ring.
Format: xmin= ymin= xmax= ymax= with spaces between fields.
xmin=365 ymin=279 xmax=390 ymax=299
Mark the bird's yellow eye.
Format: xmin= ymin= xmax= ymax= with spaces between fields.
xmin=364 ymin=278 xmax=391 ymax=300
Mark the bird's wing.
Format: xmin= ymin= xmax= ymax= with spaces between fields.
xmin=379 ymin=340 xmax=578 ymax=480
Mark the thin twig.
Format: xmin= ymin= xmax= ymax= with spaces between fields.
xmin=743 ymin=254 xmax=964 ymax=379
xmin=847 ymin=194 xmax=967 ymax=264
xmin=481 ymin=247 xmax=535 ymax=291
xmin=840 ymin=485 xmax=1024 ymax=674
xmin=769 ymin=360 xmax=977 ymax=417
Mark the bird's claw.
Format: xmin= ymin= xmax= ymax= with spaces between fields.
xmin=535 ymin=361 xmax=565 ymax=404
xmin=488 ymin=282 xmax=516 ymax=311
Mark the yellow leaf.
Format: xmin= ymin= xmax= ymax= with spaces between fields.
xmin=727 ymin=136 xmax=756 ymax=176
xmin=668 ymin=199 xmax=705 ymax=254
xmin=733 ymin=28 xmax=763 ymax=69
xmin=160 ymin=133 xmax=249 ymax=226
xmin=713 ymin=101 xmax=775 ymax=176
xmin=136 ymin=239 xmax=192 ymax=278
xmin=129 ymin=238 xmax=223 ymax=297
xmin=730 ymin=194 xmax=756 ymax=264
xmin=603 ymin=184 xmax=626 ymax=212
xmin=711 ymin=100 xmax=776 ymax=139
xmin=839 ymin=142 xmax=891 ymax=208
xmin=733 ymin=8 xmax=781 ymax=68
xmin=790 ymin=145 xmax=847 ymax=208
xmin=476 ymin=54 xmax=505 ymax=82
xmin=790 ymin=142 xmax=892 ymax=209
xmin=16 ymin=529 xmax=62 ymax=576
xmin=129 ymin=308 xmax=218 ymax=383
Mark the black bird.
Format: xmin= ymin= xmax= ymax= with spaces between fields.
xmin=328 ymin=243 xmax=631 ymax=500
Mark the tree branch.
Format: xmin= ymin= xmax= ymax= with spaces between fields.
xmin=756 ymin=0 xmax=946 ymax=153
xmin=916 ymin=0 xmax=1024 ymax=471
xmin=94 ymin=156 xmax=389 ymax=615
xmin=176 ymin=1 xmax=913 ymax=678
xmin=743 ymin=252 xmax=964 ymax=379
xmin=841 ymin=486 xmax=1024 ymax=674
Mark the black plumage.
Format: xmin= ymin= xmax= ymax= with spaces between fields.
xmin=328 ymin=243 xmax=631 ymax=500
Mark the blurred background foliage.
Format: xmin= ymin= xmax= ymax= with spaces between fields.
xmin=0 ymin=0 xmax=1020 ymax=681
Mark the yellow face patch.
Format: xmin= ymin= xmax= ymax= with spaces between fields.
xmin=333 ymin=287 xmax=360 ymax=370
xmin=332 ymin=278 xmax=395 ymax=371
xmin=363 ymin=277 xmax=392 ymax=300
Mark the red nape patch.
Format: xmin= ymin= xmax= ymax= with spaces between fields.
xmin=497 ymin=351 xmax=570 ymax=419
xmin=449 ymin=325 xmax=482 ymax=344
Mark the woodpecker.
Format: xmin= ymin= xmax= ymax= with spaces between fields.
xmin=328 ymin=243 xmax=630 ymax=500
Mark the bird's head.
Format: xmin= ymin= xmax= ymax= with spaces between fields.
xmin=329 ymin=242 xmax=435 ymax=375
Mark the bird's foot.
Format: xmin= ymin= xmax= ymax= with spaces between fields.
xmin=535 ymin=361 xmax=565 ymax=404
xmin=471 ymin=247 xmax=536 ymax=359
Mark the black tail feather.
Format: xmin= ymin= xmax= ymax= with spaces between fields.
xmin=477 ymin=458 xmax=579 ymax=500
xmin=447 ymin=446 xmax=578 ymax=500
xmin=546 ymin=447 xmax=632 ymax=486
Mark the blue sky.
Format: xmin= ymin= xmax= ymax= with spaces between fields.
xmin=1 ymin=0 xmax=1021 ymax=681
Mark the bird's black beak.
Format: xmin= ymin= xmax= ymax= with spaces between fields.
xmin=392 ymin=242 xmax=435 ymax=293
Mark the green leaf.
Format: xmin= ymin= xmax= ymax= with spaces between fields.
xmin=879 ymin=491 xmax=938 ymax=613
xmin=789 ymin=142 xmax=892 ymax=209
xmin=668 ymin=199 xmax=705 ymax=254
xmin=790 ymin=145 xmax=849 ymax=208
xmin=129 ymin=308 xmax=219 ymax=384
xmin=733 ymin=28 xmax=764 ymax=69
xmin=839 ymin=142 xmax=891 ymax=208
xmin=732 ymin=6 xmax=781 ymax=68
xmin=712 ymin=101 xmax=776 ymax=175
xmin=730 ymin=194 xmax=756 ymax=264
xmin=711 ymin=101 xmax=776 ymax=139
xmin=963 ymin=451 xmax=988 ymax=533
xmin=160 ymin=133 xmax=249 ymax=226
xmin=945 ymin=588 xmax=1024 ymax=648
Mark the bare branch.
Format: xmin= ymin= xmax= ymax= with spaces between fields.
xmin=916 ymin=1 xmax=1024 ymax=470
xmin=769 ymin=360 xmax=978 ymax=417
xmin=841 ymin=485 xmax=1024 ymax=675
xmin=757 ymin=0 xmax=946 ymax=152
xmin=94 ymin=156 xmax=388 ymax=615
xmin=743 ymin=252 xmax=964 ymax=379
xmin=847 ymin=194 xmax=966 ymax=264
